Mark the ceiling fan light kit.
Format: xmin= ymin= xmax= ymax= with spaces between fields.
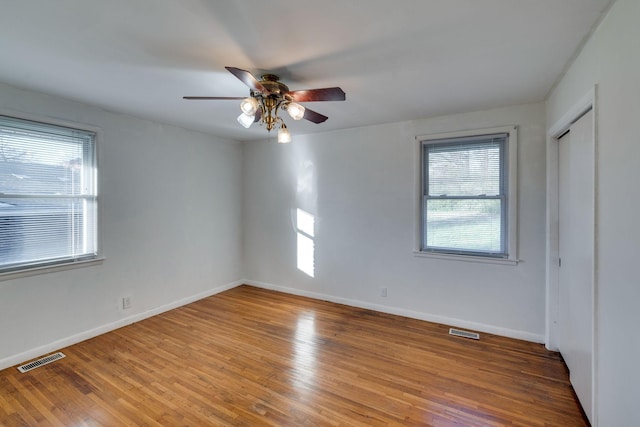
xmin=184 ymin=67 xmax=346 ymax=143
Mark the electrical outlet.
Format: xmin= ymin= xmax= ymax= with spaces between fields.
xmin=122 ymin=296 xmax=131 ymax=310
xmin=380 ymin=287 xmax=388 ymax=297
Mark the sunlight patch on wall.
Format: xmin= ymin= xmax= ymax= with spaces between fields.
xmin=296 ymin=208 xmax=315 ymax=278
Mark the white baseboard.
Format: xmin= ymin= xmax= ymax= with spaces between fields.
xmin=245 ymin=279 xmax=545 ymax=344
xmin=0 ymin=280 xmax=243 ymax=371
xmin=2 ymin=278 xmax=545 ymax=372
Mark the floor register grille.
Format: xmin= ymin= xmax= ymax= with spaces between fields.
xmin=17 ymin=352 xmax=65 ymax=373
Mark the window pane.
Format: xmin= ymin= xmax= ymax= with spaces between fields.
xmin=0 ymin=198 xmax=97 ymax=269
xmin=425 ymin=199 xmax=503 ymax=254
xmin=0 ymin=119 xmax=93 ymax=196
xmin=427 ymin=141 xmax=502 ymax=196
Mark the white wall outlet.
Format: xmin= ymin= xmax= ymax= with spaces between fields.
xmin=380 ymin=287 xmax=388 ymax=297
xmin=122 ymin=296 xmax=132 ymax=310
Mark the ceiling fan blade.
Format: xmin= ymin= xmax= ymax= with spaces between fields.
xmin=183 ymin=96 xmax=245 ymax=100
xmin=303 ymin=107 xmax=329 ymax=124
xmin=287 ymin=87 xmax=346 ymax=102
xmin=225 ymin=66 xmax=267 ymax=93
xmin=254 ymin=109 xmax=262 ymax=123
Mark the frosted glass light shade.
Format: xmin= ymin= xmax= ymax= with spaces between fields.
xmin=278 ymin=125 xmax=292 ymax=143
xmin=240 ymin=97 xmax=259 ymax=115
xmin=237 ymin=112 xmax=254 ymax=128
xmin=287 ymin=102 xmax=305 ymax=120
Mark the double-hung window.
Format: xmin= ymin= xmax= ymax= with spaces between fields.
xmin=0 ymin=115 xmax=98 ymax=273
xmin=418 ymin=127 xmax=517 ymax=261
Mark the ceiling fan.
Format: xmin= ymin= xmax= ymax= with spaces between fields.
xmin=184 ymin=67 xmax=346 ymax=143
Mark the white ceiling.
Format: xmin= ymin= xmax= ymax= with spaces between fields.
xmin=0 ymin=0 xmax=612 ymax=141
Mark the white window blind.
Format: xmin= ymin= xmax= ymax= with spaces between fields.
xmin=422 ymin=134 xmax=507 ymax=257
xmin=0 ymin=115 xmax=98 ymax=273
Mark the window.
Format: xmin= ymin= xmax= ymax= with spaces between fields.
xmin=418 ymin=127 xmax=517 ymax=261
xmin=0 ymin=115 xmax=98 ymax=273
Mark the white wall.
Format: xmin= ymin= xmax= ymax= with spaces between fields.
xmin=243 ymin=102 xmax=547 ymax=341
xmin=547 ymin=0 xmax=640 ymax=424
xmin=0 ymin=83 xmax=244 ymax=369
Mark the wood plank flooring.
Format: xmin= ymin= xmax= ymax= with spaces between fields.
xmin=0 ymin=285 xmax=588 ymax=426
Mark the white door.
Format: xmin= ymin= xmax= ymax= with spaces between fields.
xmin=558 ymin=108 xmax=594 ymax=424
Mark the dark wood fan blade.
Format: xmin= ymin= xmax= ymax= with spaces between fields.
xmin=288 ymin=87 xmax=346 ymax=102
xmin=254 ymin=109 xmax=262 ymax=123
xmin=183 ymin=96 xmax=245 ymax=100
xmin=225 ymin=67 xmax=267 ymax=93
xmin=303 ymin=107 xmax=328 ymax=124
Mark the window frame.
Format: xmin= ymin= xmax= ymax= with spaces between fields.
xmin=0 ymin=111 xmax=103 ymax=279
xmin=414 ymin=126 xmax=518 ymax=265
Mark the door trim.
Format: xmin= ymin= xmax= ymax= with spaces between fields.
xmin=545 ymin=86 xmax=598 ymax=425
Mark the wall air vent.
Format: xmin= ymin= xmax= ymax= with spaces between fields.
xmin=17 ymin=352 xmax=66 ymax=373
xmin=449 ymin=328 xmax=480 ymax=340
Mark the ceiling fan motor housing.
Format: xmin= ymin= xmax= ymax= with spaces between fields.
xmin=259 ymin=74 xmax=289 ymax=94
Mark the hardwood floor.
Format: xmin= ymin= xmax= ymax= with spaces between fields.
xmin=0 ymin=285 xmax=587 ymax=426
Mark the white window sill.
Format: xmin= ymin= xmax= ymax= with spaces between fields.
xmin=0 ymin=257 xmax=105 ymax=282
xmin=413 ymin=251 xmax=519 ymax=266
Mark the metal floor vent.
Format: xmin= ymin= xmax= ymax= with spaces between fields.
xmin=17 ymin=352 xmax=65 ymax=373
xmin=449 ymin=328 xmax=480 ymax=340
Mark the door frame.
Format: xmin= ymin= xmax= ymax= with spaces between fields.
xmin=545 ymin=86 xmax=598 ymax=424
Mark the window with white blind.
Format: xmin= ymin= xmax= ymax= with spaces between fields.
xmin=418 ymin=127 xmax=517 ymax=261
xmin=0 ymin=115 xmax=98 ymax=273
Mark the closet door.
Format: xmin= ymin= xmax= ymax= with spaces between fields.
xmin=558 ymin=108 xmax=594 ymax=424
